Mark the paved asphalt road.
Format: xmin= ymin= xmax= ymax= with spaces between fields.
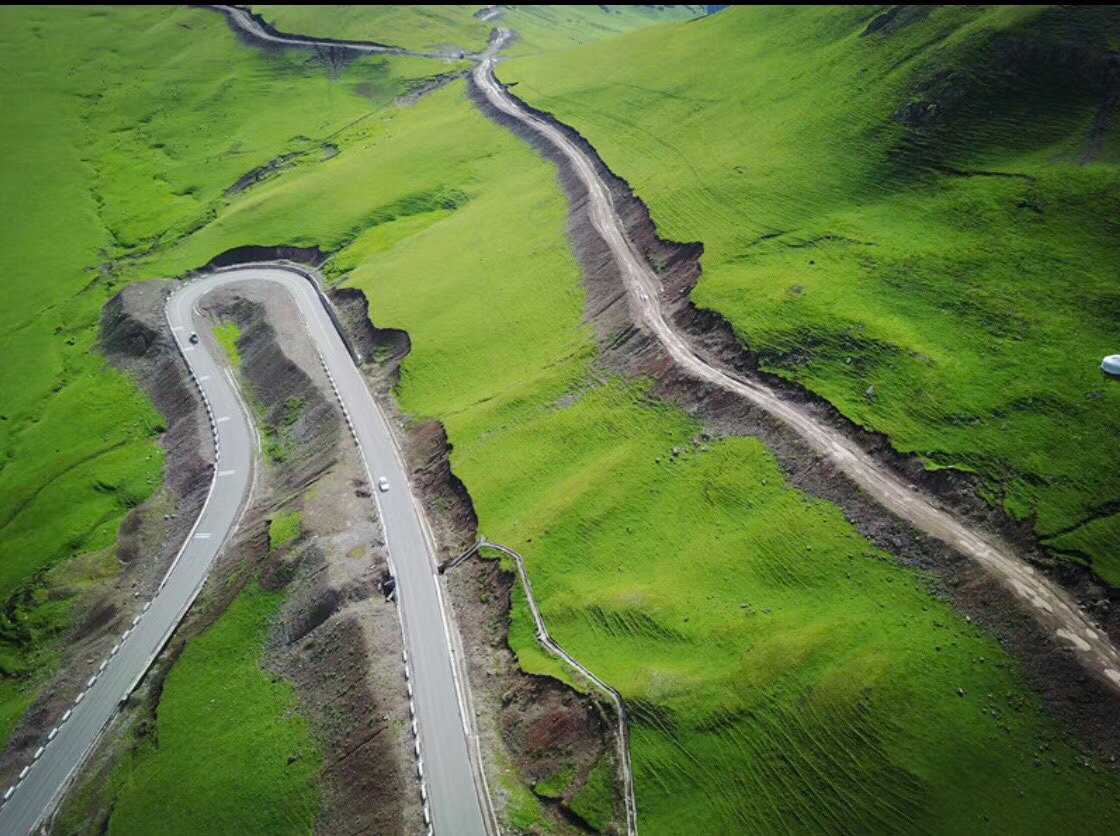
xmin=473 ymin=46 xmax=1120 ymax=691
xmin=0 ymin=267 xmax=487 ymax=835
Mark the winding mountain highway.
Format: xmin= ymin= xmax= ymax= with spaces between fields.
xmin=471 ymin=42 xmax=1120 ymax=692
xmin=0 ymin=267 xmax=489 ymax=835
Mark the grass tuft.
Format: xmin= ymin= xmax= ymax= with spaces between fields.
xmin=268 ymin=511 xmax=302 ymax=551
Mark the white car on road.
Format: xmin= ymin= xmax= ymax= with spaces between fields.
xmin=377 ymin=476 xmax=390 ymax=492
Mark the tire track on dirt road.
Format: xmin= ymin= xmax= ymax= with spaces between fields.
xmin=470 ymin=33 xmax=1120 ymax=694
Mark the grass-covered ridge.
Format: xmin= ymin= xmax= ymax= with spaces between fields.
xmin=500 ymin=5 xmax=1120 ymax=586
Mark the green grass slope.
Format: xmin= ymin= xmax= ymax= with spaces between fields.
xmin=101 ymin=579 xmax=321 ymax=835
xmin=305 ymin=77 xmax=1120 ymax=834
xmin=0 ymin=2 xmax=446 ymax=755
xmin=0 ymin=6 xmax=165 ymax=744
xmin=250 ymin=4 xmax=703 ymax=56
xmin=500 ymin=5 xmax=1120 ymax=586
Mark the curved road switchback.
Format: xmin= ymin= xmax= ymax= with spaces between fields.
xmin=472 ymin=43 xmax=1120 ymax=691
xmin=0 ymin=267 xmax=489 ymax=836
xmin=0 ymin=283 xmax=258 ymax=835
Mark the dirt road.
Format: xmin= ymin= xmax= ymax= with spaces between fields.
xmin=208 ymin=5 xmax=430 ymax=57
xmin=472 ymin=40 xmax=1120 ymax=693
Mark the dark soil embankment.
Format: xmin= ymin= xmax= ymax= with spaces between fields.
xmin=331 ymin=286 xmax=411 ymax=388
xmin=468 ymin=75 xmax=1120 ymax=760
xmin=101 ymin=280 xmax=214 ymax=550
xmin=448 ymin=554 xmax=614 ymax=833
xmin=200 ymin=244 xmax=328 ymax=270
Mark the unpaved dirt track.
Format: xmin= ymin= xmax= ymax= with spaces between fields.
xmin=472 ymin=41 xmax=1120 ymax=693
xmin=0 ymin=268 xmax=490 ymax=836
xmin=209 ymin=4 xmax=439 ymax=58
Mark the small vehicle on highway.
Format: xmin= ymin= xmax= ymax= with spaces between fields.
xmin=377 ymin=476 xmax=390 ymax=492
xmin=188 ymin=332 xmax=199 ymax=344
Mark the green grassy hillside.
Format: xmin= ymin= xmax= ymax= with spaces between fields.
xmin=250 ymin=4 xmax=703 ymax=56
xmin=318 ymin=76 xmax=1120 ymax=836
xmin=9 ymin=5 xmax=1120 ymax=834
xmin=0 ymin=1 xmax=445 ymax=753
xmin=0 ymin=5 xmax=165 ymax=745
xmin=107 ymin=19 xmax=1120 ymax=819
xmin=500 ymin=5 xmax=1120 ymax=586
xmin=100 ymin=580 xmax=321 ymax=835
